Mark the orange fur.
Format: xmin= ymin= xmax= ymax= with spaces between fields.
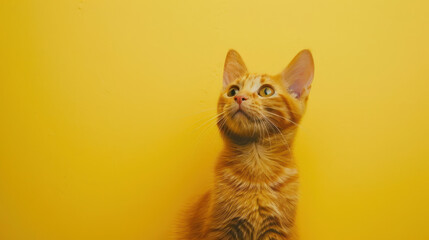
xmin=178 ymin=49 xmax=314 ymax=240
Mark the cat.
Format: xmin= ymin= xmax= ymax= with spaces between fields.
xmin=178 ymin=49 xmax=314 ymax=240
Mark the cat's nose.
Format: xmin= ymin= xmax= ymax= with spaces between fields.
xmin=234 ymin=95 xmax=248 ymax=105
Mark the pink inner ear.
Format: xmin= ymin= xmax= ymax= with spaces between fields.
xmin=282 ymin=50 xmax=314 ymax=98
xmin=287 ymin=68 xmax=313 ymax=97
xmin=223 ymin=50 xmax=248 ymax=87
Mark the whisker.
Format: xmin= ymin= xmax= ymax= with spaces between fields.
xmin=174 ymin=107 xmax=218 ymax=122
xmin=195 ymin=111 xmax=225 ymax=131
xmin=264 ymin=111 xmax=302 ymax=128
xmin=262 ymin=114 xmax=293 ymax=154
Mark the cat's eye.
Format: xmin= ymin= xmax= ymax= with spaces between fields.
xmin=259 ymin=86 xmax=275 ymax=97
xmin=227 ymin=86 xmax=239 ymax=97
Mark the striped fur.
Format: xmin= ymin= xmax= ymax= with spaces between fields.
xmin=178 ymin=50 xmax=314 ymax=240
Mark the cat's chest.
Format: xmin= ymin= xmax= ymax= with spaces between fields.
xmin=211 ymin=161 xmax=298 ymax=238
xmin=228 ymin=188 xmax=282 ymax=218
xmin=214 ymin=166 xmax=298 ymax=218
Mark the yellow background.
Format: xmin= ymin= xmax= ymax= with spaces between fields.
xmin=1 ymin=0 xmax=428 ymax=239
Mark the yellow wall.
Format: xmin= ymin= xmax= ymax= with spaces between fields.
xmin=1 ymin=1 xmax=428 ymax=239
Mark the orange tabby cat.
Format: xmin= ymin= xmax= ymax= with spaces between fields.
xmin=179 ymin=49 xmax=314 ymax=240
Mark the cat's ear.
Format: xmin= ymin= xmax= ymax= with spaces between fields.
xmin=281 ymin=49 xmax=314 ymax=99
xmin=223 ymin=49 xmax=248 ymax=88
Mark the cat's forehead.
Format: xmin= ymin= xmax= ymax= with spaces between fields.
xmin=235 ymin=74 xmax=274 ymax=91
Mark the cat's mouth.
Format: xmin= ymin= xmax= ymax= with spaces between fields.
xmin=232 ymin=109 xmax=250 ymax=119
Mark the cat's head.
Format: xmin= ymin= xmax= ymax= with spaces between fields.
xmin=217 ymin=49 xmax=314 ymax=141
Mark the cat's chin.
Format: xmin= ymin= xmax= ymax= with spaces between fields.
xmin=220 ymin=110 xmax=276 ymax=141
xmin=231 ymin=110 xmax=250 ymax=121
xmin=221 ymin=118 xmax=261 ymax=141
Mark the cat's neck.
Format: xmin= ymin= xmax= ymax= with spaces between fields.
xmin=215 ymin=132 xmax=297 ymax=185
xmin=221 ymin=130 xmax=296 ymax=156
